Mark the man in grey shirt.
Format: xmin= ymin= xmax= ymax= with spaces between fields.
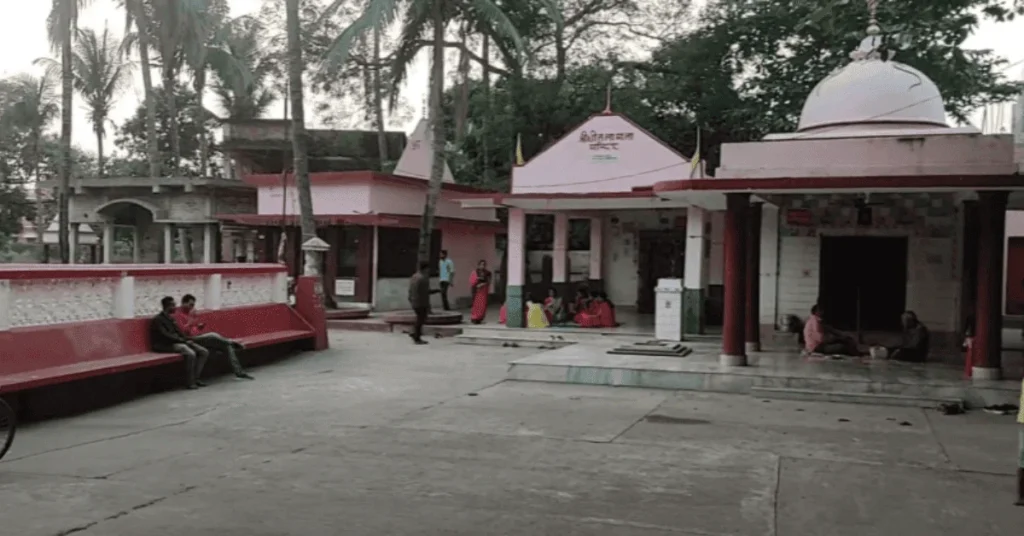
xmin=438 ymin=250 xmax=455 ymax=310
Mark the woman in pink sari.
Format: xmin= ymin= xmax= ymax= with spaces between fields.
xmin=469 ymin=260 xmax=492 ymax=324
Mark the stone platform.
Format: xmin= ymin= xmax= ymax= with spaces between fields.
xmin=507 ymin=338 xmax=1022 ymax=408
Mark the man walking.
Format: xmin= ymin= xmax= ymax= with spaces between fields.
xmin=174 ymin=294 xmax=254 ymax=381
xmin=438 ymin=250 xmax=455 ymax=310
xmin=150 ymin=296 xmax=209 ymax=390
xmin=408 ymin=261 xmax=434 ymax=345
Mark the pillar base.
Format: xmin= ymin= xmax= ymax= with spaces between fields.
xmin=971 ymin=367 xmax=1002 ymax=381
xmin=745 ymin=341 xmax=761 ymax=353
xmin=506 ymin=285 xmax=525 ymax=328
xmin=682 ymin=288 xmax=705 ymax=335
xmin=719 ymin=353 xmax=747 ymax=367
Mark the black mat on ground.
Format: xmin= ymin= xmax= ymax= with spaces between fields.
xmin=607 ymin=341 xmax=692 ymax=357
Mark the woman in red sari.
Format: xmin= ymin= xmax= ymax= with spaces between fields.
xmin=469 ymin=260 xmax=492 ymax=324
xmin=575 ymin=293 xmax=617 ymax=328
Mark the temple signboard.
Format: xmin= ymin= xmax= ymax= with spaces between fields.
xmin=580 ymin=130 xmax=634 ymax=163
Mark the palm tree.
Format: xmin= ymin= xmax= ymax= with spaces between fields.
xmin=121 ymin=0 xmax=160 ymax=179
xmin=211 ymin=17 xmax=279 ymax=121
xmin=47 ymin=0 xmax=91 ymax=264
xmin=285 ymin=0 xmax=317 ymax=276
xmin=182 ymin=0 xmax=232 ymax=177
xmin=321 ymin=0 xmax=525 ymax=264
xmin=148 ymin=0 xmax=189 ymax=175
xmin=4 ymin=73 xmax=59 ymax=260
xmin=39 ymin=26 xmax=132 ymax=178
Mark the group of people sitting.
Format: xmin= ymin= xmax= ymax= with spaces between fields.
xmin=150 ymin=294 xmax=254 ymax=390
xmin=802 ymin=304 xmax=929 ymax=362
xmin=519 ymin=286 xmax=618 ymax=329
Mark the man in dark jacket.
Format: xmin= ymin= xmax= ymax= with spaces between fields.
xmin=408 ymin=261 xmax=435 ymax=345
xmin=151 ymin=296 xmax=209 ymax=389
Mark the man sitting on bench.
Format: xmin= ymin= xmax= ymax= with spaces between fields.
xmin=174 ymin=294 xmax=254 ymax=381
xmin=151 ymin=296 xmax=209 ymax=390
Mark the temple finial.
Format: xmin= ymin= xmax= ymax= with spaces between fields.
xmin=851 ymin=0 xmax=884 ymax=60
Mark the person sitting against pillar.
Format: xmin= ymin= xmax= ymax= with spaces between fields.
xmin=887 ymin=311 xmax=929 ymax=363
xmin=526 ymin=293 xmax=550 ymax=329
xmin=174 ymin=294 xmax=254 ymax=380
xmin=543 ymin=287 xmax=568 ymax=325
xmin=802 ymin=304 xmax=860 ymax=356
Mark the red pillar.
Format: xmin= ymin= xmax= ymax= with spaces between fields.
xmin=972 ymin=191 xmax=1007 ymax=380
xmin=745 ymin=202 xmax=763 ymax=353
xmin=722 ymin=193 xmax=749 ymax=365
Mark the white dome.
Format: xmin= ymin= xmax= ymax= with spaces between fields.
xmin=798 ymin=58 xmax=947 ymax=133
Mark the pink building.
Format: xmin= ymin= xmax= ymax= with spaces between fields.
xmin=218 ymin=121 xmax=501 ymax=311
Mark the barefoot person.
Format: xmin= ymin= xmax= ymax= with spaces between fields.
xmin=150 ymin=296 xmax=209 ymax=390
xmin=174 ymin=294 xmax=254 ymax=380
xmin=469 ymin=260 xmax=492 ymax=324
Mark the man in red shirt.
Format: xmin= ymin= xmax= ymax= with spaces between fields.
xmin=174 ymin=294 xmax=254 ymax=380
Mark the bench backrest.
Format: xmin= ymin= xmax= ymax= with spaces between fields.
xmin=0 ymin=318 xmax=155 ymax=376
xmin=196 ymin=304 xmax=312 ymax=338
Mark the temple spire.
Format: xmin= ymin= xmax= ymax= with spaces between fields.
xmin=850 ymin=0 xmax=884 ymax=61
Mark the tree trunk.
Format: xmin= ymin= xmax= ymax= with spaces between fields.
xmin=95 ymin=126 xmax=105 ymax=177
xmin=481 ymin=35 xmax=491 ymax=187
xmin=285 ymin=0 xmax=317 ymax=276
xmin=133 ymin=3 xmax=160 ymax=179
xmin=454 ymin=25 xmax=470 ymax=142
xmin=372 ymin=26 xmax=387 ymax=169
xmin=194 ymin=74 xmax=208 ymax=177
xmin=163 ymin=65 xmax=181 ymax=175
xmin=359 ymin=35 xmax=373 ymax=126
xmin=418 ymin=0 xmax=446 ymax=265
xmin=58 ymin=34 xmax=73 ymax=264
xmin=32 ymin=130 xmax=45 ymax=262
xmin=555 ymin=36 xmax=567 ymax=87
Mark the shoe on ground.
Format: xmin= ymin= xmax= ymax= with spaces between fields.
xmin=186 ymin=384 xmax=200 ymax=390
xmin=414 ymin=339 xmax=428 ymax=345
xmin=235 ymin=373 xmax=255 ymax=380
xmin=195 ymin=380 xmax=208 ymax=388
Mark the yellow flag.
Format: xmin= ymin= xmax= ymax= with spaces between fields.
xmin=515 ymin=134 xmax=525 ymax=166
xmin=690 ymin=127 xmax=702 ymax=178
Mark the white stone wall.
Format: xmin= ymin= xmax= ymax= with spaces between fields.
xmin=0 ymin=267 xmax=289 ymax=330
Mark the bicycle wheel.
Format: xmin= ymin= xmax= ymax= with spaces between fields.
xmin=0 ymin=398 xmax=15 ymax=461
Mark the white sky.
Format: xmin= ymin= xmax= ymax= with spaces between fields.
xmin=0 ymin=0 xmax=1021 ymax=153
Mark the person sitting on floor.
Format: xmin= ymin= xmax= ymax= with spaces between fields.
xmin=575 ymin=293 xmax=616 ymax=328
xmin=526 ymin=293 xmax=550 ymax=329
xmin=543 ymin=288 xmax=567 ymax=325
xmin=803 ymin=304 xmax=860 ymax=356
xmin=887 ymin=310 xmax=929 ymax=362
xmin=570 ymin=287 xmax=591 ymax=316
xmin=596 ymin=292 xmax=617 ymax=327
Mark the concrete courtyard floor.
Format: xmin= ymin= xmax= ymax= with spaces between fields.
xmin=1 ymin=331 xmax=1022 ymax=535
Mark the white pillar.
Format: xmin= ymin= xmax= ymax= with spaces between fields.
xmin=113 ymin=276 xmax=135 ymax=319
xmin=132 ymin=226 xmax=142 ymax=263
xmin=552 ymin=213 xmax=569 ymax=285
xmin=163 ymin=224 xmax=174 ymax=264
xmin=684 ymin=208 xmax=708 ymax=291
xmin=272 ymin=271 xmax=289 ymax=303
xmin=507 ymin=209 xmax=527 ymax=287
xmin=0 ymin=280 xmax=11 ymax=331
xmin=222 ymin=231 xmax=235 ymax=263
xmin=203 ymin=224 xmax=215 ymax=264
xmin=205 ymin=274 xmax=222 ymax=310
xmin=102 ymin=224 xmax=114 ymax=264
xmin=245 ymin=232 xmax=256 ymax=263
xmin=69 ymin=223 xmax=80 ymax=265
xmin=589 ymin=216 xmax=603 ymax=281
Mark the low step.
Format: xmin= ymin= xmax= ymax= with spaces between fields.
xmin=454 ymin=335 xmax=574 ymax=349
xmin=327 ymin=319 xmax=391 ymax=333
xmin=750 ymin=386 xmax=964 ymax=408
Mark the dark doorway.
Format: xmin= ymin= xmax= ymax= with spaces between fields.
xmin=637 ymin=230 xmax=684 ymax=313
xmin=819 ymin=236 xmax=908 ymax=332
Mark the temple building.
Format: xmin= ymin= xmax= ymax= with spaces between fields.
xmin=217 ymin=119 xmax=501 ymax=311
xmin=468 ymin=7 xmax=1024 ymax=380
